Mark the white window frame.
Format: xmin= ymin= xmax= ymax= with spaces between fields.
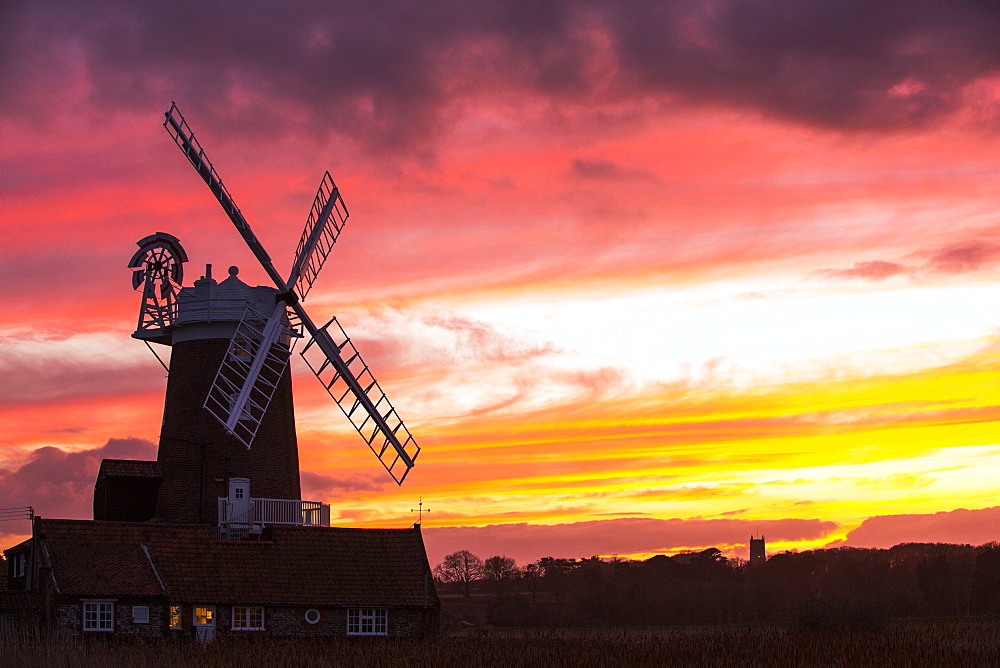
xmin=83 ymin=599 xmax=115 ymax=632
xmin=347 ymin=607 xmax=387 ymax=636
xmin=232 ymin=606 xmax=265 ymax=631
xmin=12 ymin=552 xmax=27 ymax=578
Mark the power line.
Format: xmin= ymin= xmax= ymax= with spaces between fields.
xmin=0 ymin=506 xmax=34 ymax=521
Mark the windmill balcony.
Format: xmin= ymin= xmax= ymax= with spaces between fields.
xmin=218 ymin=496 xmax=331 ymax=529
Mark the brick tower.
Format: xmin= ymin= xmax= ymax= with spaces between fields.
xmin=152 ymin=265 xmax=301 ymax=524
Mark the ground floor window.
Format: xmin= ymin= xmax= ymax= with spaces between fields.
xmin=83 ymin=600 xmax=114 ymax=631
xmin=232 ymin=606 xmax=265 ymax=630
xmin=132 ymin=606 xmax=149 ymax=624
xmin=347 ymin=608 xmax=387 ymax=636
xmin=194 ymin=607 xmax=214 ymax=626
xmin=169 ymin=605 xmax=182 ymax=629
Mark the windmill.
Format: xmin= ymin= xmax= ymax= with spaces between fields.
xmin=158 ymin=102 xmax=420 ymax=489
xmin=119 ymin=103 xmax=420 ymax=524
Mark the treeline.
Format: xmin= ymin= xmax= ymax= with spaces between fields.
xmin=433 ymin=542 xmax=1000 ymax=628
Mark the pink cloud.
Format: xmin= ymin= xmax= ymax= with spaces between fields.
xmin=422 ymin=516 xmax=837 ymax=566
xmin=300 ymin=470 xmax=386 ymax=501
xmin=0 ymin=438 xmax=156 ymax=544
xmin=817 ymin=260 xmax=909 ymax=281
xmin=836 ymin=506 xmax=1000 ymax=548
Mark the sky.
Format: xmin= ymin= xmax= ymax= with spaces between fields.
xmin=2 ymin=0 xmax=999 ymax=567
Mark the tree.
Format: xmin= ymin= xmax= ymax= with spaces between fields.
xmin=434 ymin=550 xmax=484 ymax=598
xmin=522 ymin=562 xmax=542 ymax=602
xmin=484 ymin=555 xmax=520 ymax=600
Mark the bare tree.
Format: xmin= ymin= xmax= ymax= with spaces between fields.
xmin=434 ymin=550 xmax=484 ymax=598
xmin=484 ymin=555 xmax=520 ymax=600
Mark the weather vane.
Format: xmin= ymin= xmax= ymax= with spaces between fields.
xmin=411 ymin=497 xmax=430 ymax=525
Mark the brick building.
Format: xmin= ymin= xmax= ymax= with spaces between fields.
xmin=5 ymin=519 xmax=437 ymax=639
xmin=3 ymin=243 xmax=438 ymax=639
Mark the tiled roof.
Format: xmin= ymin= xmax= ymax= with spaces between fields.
xmin=36 ymin=519 xmax=438 ymax=608
xmin=98 ymin=459 xmax=162 ymax=478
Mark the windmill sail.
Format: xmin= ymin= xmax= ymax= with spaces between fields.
xmin=165 ymin=102 xmax=420 ymax=483
xmin=301 ymin=318 xmax=420 ymax=484
xmin=163 ymin=104 xmax=285 ymax=289
xmin=287 ymin=172 xmax=348 ymax=301
xmin=204 ymin=302 xmax=297 ymax=448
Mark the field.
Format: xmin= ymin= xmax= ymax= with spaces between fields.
xmin=3 ymin=620 xmax=999 ymax=667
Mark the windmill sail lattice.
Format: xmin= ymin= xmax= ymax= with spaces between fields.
xmin=204 ymin=302 xmax=300 ymax=448
xmin=289 ymin=172 xmax=348 ymax=301
xmin=163 ymin=102 xmax=419 ymax=484
xmin=302 ymin=318 xmax=419 ymax=483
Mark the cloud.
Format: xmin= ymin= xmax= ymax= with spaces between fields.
xmin=924 ymin=239 xmax=1000 ymax=274
xmin=604 ymin=1 xmax=1000 ymax=131
xmin=816 ymin=233 xmax=1000 ymax=281
xmin=835 ymin=506 xmax=1000 ymax=548
xmin=423 ymin=516 xmax=837 ymax=565
xmin=0 ymin=437 xmax=156 ymax=524
xmin=300 ymin=470 xmax=386 ymax=501
xmin=0 ymin=331 xmax=164 ymax=406
xmin=571 ymin=158 xmax=656 ymax=181
xmin=817 ymin=260 xmax=909 ymax=281
xmin=5 ymin=1 xmax=999 ymax=154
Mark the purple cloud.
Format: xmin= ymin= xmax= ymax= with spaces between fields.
xmin=4 ymin=1 xmax=999 ymax=153
xmin=0 ymin=437 xmax=156 ymax=523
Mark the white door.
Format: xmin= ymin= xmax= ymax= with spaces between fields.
xmin=193 ymin=606 xmax=216 ymax=641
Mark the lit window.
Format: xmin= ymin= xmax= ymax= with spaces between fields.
xmin=83 ymin=600 xmax=114 ymax=632
xmin=347 ymin=608 xmax=387 ymax=636
xmin=132 ymin=606 xmax=149 ymax=624
xmin=232 ymin=606 xmax=264 ymax=630
xmin=169 ymin=605 xmax=182 ymax=629
xmin=195 ymin=607 xmax=213 ymax=625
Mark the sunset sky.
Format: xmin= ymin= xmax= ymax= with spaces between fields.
xmin=2 ymin=1 xmax=999 ymax=567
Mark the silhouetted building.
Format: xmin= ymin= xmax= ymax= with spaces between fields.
xmin=2 ymin=248 xmax=439 ymax=639
xmin=5 ymin=518 xmax=438 ymax=639
xmin=750 ymin=535 xmax=766 ymax=566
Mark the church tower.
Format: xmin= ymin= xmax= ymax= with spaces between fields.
xmin=750 ymin=535 xmax=766 ymax=566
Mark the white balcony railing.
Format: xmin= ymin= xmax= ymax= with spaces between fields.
xmin=218 ymin=496 xmax=331 ymax=528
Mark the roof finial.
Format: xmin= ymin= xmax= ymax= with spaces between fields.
xmin=410 ymin=497 xmax=430 ymax=526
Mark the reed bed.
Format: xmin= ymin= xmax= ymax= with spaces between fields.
xmin=3 ymin=620 xmax=998 ymax=667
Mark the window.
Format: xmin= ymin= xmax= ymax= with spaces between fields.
xmin=232 ymin=606 xmax=264 ymax=630
xmin=347 ymin=608 xmax=387 ymax=636
xmin=83 ymin=600 xmax=114 ymax=632
xmin=132 ymin=606 xmax=149 ymax=624
xmin=12 ymin=552 xmax=27 ymax=578
xmin=194 ymin=607 xmax=214 ymax=626
xmin=304 ymin=608 xmax=320 ymax=624
xmin=169 ymin=605 xmax=182 ymax=629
